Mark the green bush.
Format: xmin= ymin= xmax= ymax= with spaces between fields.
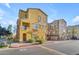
xmin=36 ymin=40 xmax=43 ymax=44
xmin=0 ymin=45 xmax=7 ymax=48
xmin=0 ymin=42 xmax=7 ymax=48
xmin=28 ymin=39 xmax=35 ymax=43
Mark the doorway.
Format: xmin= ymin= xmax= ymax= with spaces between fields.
xmin=23 ymin=33 xmax=26 ymax=42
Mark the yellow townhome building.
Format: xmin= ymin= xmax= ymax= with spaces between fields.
xmin=16 ymin=8 xmax=48 ymax=42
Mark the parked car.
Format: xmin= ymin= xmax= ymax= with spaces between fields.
xmin=0 ymin=38 xmax=7 ymax=47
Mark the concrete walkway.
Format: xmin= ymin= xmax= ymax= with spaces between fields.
xmin=0 ymin=43 xmax=36 ymax=52
xmin=10 ymin=43 xmax=33 ymax=48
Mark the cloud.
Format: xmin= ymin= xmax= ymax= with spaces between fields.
xmin=0 ymin=7 xmax=16 ymax=28
xmin=0 ymin=8 xmax=5 ymax=20
xmin=48 ymin=9 xmax=58 ymax=23
xmin=0 ymin=9 xmax=5 ymax=16
xmin=72 ymin=16 xmax=79 ymax=25
xmin=73 ymin=16 xmax=79 ymax=22
xmin=9 ymin=20 xmax=17 ymax=26
xmin=5 ymin=3 xmax=11 ymax=8
xmin=48 ymin=18 xmax=55 ymax=23
xmin=0 ymin=16 xmax=3 ymax=20
xmin=0 ymin=19 xmax=17 ymax=28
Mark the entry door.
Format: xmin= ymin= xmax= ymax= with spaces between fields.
xmin=23 ymin=33 xmax=26 ymax=42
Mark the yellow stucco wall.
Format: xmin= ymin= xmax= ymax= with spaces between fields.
xmin=16 ymin=8 xmax=47 ymax=42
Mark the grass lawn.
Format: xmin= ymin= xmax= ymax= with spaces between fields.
xmin=0 ymin=46 xmax=7 ymax=48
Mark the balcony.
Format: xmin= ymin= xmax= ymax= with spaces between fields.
xmin=22 ymin=22 xmax=30 ymax=31
xmin=22 ymin=26 xmax=27 ymax=30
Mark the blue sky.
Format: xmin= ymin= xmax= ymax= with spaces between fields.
xmin=0 ymin=3 xmax=79 ymax=28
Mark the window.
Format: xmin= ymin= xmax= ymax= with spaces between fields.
xmin=42 ymin=25 xmax=46 ymax=32
xmin=22 ymin=26 xmax=27 ymax=30
xmin=30 ymin=15 xmax=33 ymax=19
xmin=33 ymin=24 xmax=39 ymax=30
xmin=38 ymin=16 xmax=41 ymax=22
xmin=22 ymin=14 xmax=27 ymax=20
xmin=22 ymin=17 xmax=26 ymax=20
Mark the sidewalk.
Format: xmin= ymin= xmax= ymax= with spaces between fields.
xmin=0 ymin=43 xmax=33 ymax=51
xmin=10 ymin=43 xmax=33 ymax=48
xmin=0 ymin=43 xmax=38 ymax=52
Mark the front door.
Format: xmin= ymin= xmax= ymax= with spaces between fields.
xmin=23 ymin=33 xmax=26 ymax=42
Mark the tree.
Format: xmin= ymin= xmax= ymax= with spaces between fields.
xmin=7 ymin=25 xmax=12 ymax=34
xmin=0 ymin=24 xmax=12 ymax=39
xmin=13 ymin=25 xmax=17 ymax=34
xmin=0 ymin=25 xmax=7 ymax=37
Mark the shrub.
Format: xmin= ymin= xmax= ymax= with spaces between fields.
xmin=0 ymin=42 xmax=7 ymax=48
xmin=36 ymin=40 xmax=43 ymax=44
xmin=28 ymin=39 xmax=35 ymax=43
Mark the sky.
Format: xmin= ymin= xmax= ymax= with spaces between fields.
xmin=0 ymin=3 xmax=79 ymax=28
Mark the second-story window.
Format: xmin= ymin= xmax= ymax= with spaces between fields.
xmin=38 ymin=16 xmax=41 ymax=22
xmin=33 ymin=24 xmax=39 ymax=30
xmin=22 ymin=26 xmax=27 ymax=30
xmin=22 ymin=22 xmax=28 ymax=30
xmin=22 ymin=17 xmax=26 ymax=20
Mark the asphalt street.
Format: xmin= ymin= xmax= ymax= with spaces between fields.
xmin=0 ymin=40 xmax=79 ymax=55
xmin=0 ymin=45 xmax=61 ymax=55
xmin=42 ymin=40 xmax=79 ymax=55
